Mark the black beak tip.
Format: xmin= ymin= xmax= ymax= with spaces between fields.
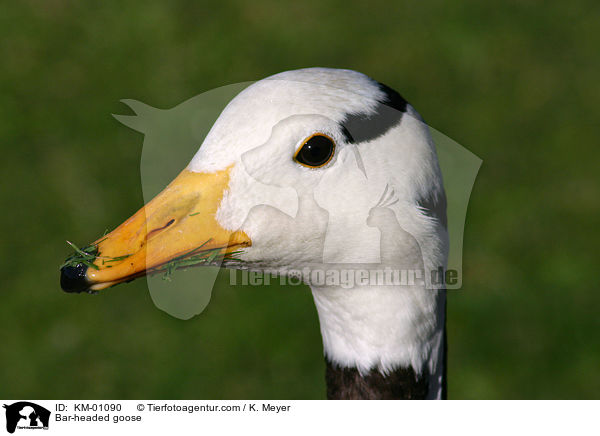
xmin=60 ymin=263 xmax=90 ymax=293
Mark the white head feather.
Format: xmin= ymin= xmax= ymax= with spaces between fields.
xmin=190 ymin=68 xmax=448 ymax=398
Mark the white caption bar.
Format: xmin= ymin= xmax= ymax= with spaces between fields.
xmin=1 ymin=400 xmax=597 ymax=436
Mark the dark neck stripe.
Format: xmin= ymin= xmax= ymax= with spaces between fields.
xmin=340 ymin=81 xmax=408 ymax=144
xmin=325 ymin=359 xmax=429 ymax=400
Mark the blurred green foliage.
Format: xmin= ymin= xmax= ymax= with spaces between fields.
xmin=1 ymin=0 xmax=598 ymax=399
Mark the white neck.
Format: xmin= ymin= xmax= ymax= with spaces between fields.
xmin=310 ymin=282 xmax=446 ymax=399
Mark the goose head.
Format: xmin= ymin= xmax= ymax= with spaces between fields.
xmin=60 ymin=68 xmax=448 ymax=399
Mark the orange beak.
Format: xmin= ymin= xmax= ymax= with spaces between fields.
xmin=60 ymin=165 xmax=251 ymax=293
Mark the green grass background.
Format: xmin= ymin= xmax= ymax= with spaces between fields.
xmin=1 ymin=0 xmax=598 ymax=399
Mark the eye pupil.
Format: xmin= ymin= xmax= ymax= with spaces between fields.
xmin=295 ymin=135 xmax=335 ymax=167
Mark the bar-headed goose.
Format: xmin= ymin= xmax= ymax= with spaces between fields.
xmin=60 ymin=68 xmax=448 ymax=400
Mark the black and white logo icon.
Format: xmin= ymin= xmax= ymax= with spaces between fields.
xmin=3 ymin=402 xmax=50 ymax=433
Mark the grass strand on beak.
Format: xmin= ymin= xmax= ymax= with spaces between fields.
xmin=61 ymin=241 xmax=100 ymax=270
xmin=61 ymin=237 xmax=243 ymax=282
xmin=154 ymin=239 xmax=243 ymax=281
xmin=60 ymin=240 xmax=131 ymax=271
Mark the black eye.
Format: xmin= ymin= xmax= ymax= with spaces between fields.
xmin=294 ymin=134 xmax=335 ymax=168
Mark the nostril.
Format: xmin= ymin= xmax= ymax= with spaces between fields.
xmin=60 ymin=263 xmax=89 ymax=293
xmin=147 ymin=219 xmax=176 ymax=240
